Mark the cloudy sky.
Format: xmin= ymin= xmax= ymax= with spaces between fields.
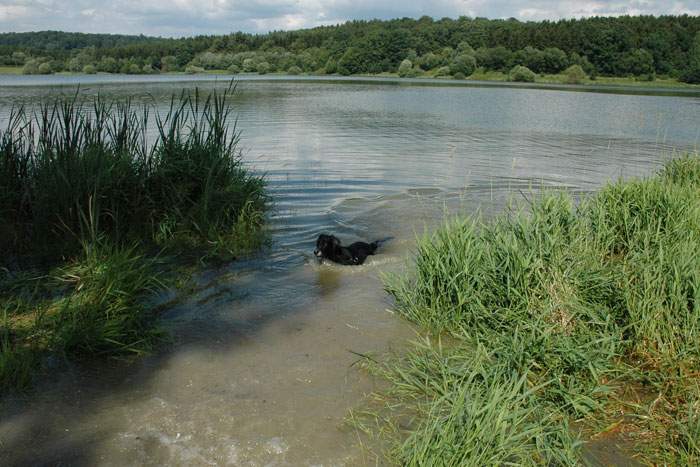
xmin=1 ymin=0 xmax=698 ymax=37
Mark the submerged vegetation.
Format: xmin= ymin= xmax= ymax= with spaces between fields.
xmin=357 ymin=156 xmax=700 ymax=464
xmin=0 ymin=85 xmax=268 ymax=391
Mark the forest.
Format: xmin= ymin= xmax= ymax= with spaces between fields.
xmin=1 ymin=15 xmax=700 ymax=83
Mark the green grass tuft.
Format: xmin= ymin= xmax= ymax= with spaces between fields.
xmin=374 ymin=155 xmax=700 ymax=464
xmin=49 ymin=241 xmax=166 ymax=356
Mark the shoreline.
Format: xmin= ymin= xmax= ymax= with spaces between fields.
xmin=1 ymin=68 xmax=699 ymax=97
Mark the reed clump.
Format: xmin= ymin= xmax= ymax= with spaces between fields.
xmin=374 ymin=155 xmax=700 ymax=464
xmin=0 ymin=85 xmax=268 ymax=391
xmin=0 ymin=85 xmax=267 ymax=261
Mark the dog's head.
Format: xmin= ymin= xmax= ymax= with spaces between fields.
xmin=314 ymin=234 xmax=340 ymax=259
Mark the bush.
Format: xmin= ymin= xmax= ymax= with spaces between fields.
xmin=21 ymin=59 xmax=39 ymax=75
xmin=38 ymin=62 xmax=53 ymax=75
xmin=242 ymin=58 xmax=257 ymax=72
xmin=127 ymin=63 xmax=142 ymax=74
xmin=227 ymin=64 xmax=240 ymax=74
xmin=185 ymin=64 xmax=204 ymax=74
xmin=509 ymin=65 xmax=536 ymax=82
xmin=98 ymin=57 xmax=119 ymax=73
xmin=434 ymin=66 xmax=451 ymax=77
xmin=82 ymin=64 xmax=97 ymax=74
xmin=563 ymin=64 xmax=587 ymax=84
xmin=418 ymin=52 xmax=441 ymax=71
xmin=453 ymin=72 xmax=466 ymax=80
xmin=287 ymin=65 xmax=302 ymax=75
xmin=160 ymin=56 xmax=179 ymax=73
xmin=450 ymin=54 xmax=477 ymax=77
xmin=397 ymin=59 xmax=413 ymax=77
xmin=256 ymin=61 xmax=270 ymax=74
xmin=142 ymin=64 xmax=158 ymax=74
xmin=324 ymin=59 xmax=338 ymax=74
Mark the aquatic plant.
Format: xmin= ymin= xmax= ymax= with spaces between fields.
xmin=0 ymin=84 xmax=267 ymax=262
xmin=0 ymin=84 xmax=268 ymax=391
xmin=373 ymin=155 xmax=700 ymax=464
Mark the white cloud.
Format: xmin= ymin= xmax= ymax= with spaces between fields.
xmin=0 ymin=4 xmax=30 ymax=21
xmin=0 ymin=0 xmax=697 ymax=36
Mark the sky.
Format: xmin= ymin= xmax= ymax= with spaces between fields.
xmin=1 ymin=0 xmax=699 ymax=37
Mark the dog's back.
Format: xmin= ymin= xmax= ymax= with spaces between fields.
xmin=315 ymin=235 xmax=387 ymax=265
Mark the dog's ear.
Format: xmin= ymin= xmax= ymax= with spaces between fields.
xmin=331 ymin=236 xmax=340 ymax=247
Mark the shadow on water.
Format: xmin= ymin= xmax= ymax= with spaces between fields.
xmin=0 ymin=263 xmax=387 ymax=465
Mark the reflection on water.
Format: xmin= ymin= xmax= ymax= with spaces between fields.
xmin=0 ymin=77 xmax=697 ymax=466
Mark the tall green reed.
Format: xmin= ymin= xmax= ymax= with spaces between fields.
xmin=0 ymin=83 xmax=267 ymax=263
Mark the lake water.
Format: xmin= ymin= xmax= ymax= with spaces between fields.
xmin=0 ymin=75 xmax=698 ymax=466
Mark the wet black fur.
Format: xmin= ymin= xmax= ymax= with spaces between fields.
xmin=314 ymin=234 xmax=379 ymax=265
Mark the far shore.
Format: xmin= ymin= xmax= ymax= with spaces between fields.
xmin=0 ymin=67 xmax=700 ymax=97
xmin=2 ymin=66 xmax=699 ymax=95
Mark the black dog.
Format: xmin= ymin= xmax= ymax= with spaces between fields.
xmin=314 ymin=234 xmax=379 ymax=265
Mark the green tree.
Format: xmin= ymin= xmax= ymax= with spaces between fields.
xmin=11 ymin=51 xmax=28 ymax=65
xmin=337 ymin=47 xmax=364 ymax=75
xmin=569 ymin=52 xmax=596 ymax=77
xmin=541 ymin=48 xmax=569 ymax=74
xmin=513 ymin=46 xmax=545 ymax=73
xmin=619 ymin=48 xmax=654 ymax=76
xmin=475 ymin=47 xmax=512 ymax=71
xmin=98 ymin=57 xmax=119 ymax=73
xmin=160 ymin=56 xmax=179 ymax=72
xmin=457 ymin=41 xmax=475 ymax=55
xmin=680 ymin=32 xmax=700 ymax=84
xmin=418 ymin=52 xmax=441 ymax=70
xmin=450 ymin=54 xmax=477 ymax=76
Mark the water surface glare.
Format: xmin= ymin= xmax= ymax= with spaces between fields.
xmin=0 ymin=76 xmax=698 ymax=466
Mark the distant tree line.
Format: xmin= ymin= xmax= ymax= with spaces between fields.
xmin=1 ymin=15 xmax=699 ymax=83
